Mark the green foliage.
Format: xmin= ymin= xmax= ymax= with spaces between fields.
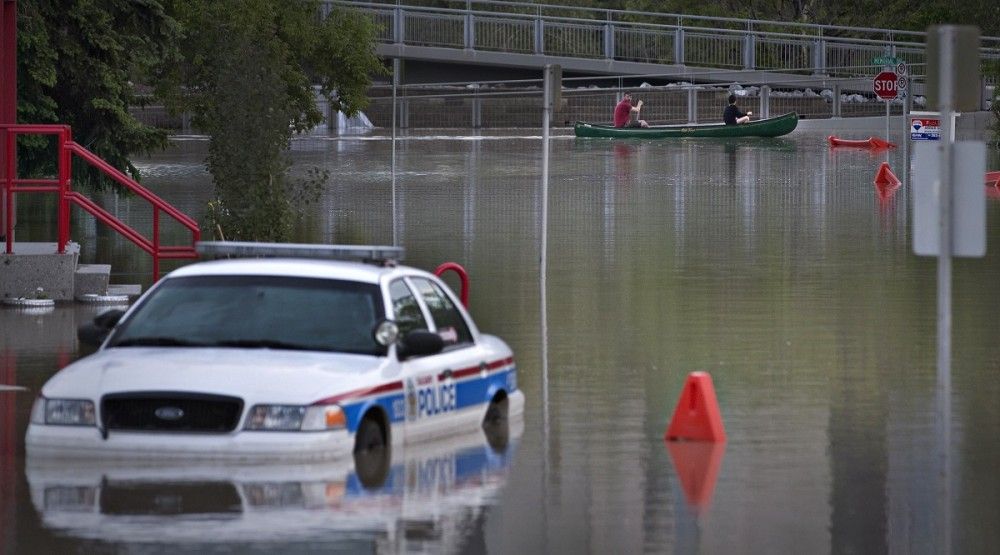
xmin=17 ymin=0 xmax=179 ymax=187
xmin=158 ymin=0 xmax=385 ymax=241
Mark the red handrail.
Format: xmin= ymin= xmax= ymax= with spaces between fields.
xmin=434 ymin=262 xmax=470 ymax=308
xmin=1 ymin=124 xmax=200 ymax=281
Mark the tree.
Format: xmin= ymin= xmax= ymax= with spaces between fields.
xmin=17 ymin=0 xmax=179 ymax=186
xmin=157 ymin=0 xmax=387 ymax=241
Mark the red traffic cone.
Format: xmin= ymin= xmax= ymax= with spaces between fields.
xmin=874 ymin=162 xmax=901 ymax=189
xmin=665 ymin=372 xmax=726 ymax=442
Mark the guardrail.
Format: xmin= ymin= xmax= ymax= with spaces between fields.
xmin=1 ymin=124 xmax=200 ymax=281
xmin=326 ymin=0 xmax=1000 ymax=84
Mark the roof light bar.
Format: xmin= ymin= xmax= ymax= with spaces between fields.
xmin=196 ymin=241 xmax=404 ymax=263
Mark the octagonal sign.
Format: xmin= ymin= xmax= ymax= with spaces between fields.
xmin=873 ymin=71 xmax=899 ymax=100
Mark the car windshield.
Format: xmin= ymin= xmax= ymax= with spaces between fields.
xmin=108 ymin=275 xmax=385 ymax=355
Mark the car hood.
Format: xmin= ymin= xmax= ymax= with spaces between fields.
xmin=42 ymin=347 xmax=392 ymax=404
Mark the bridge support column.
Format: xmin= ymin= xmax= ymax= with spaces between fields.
xmin=812 ymin=38 xmax=827 ymax=75
xmin=674 ymin=28 xmax=684 ymax=65
xmin=832 ymin=84 xmax=842 ymax=118
xmin=534 ymin=19 xmax=544 ymax=55
xmin=687 ymin=87 xmax=697 ymax=124
xmin=743 ymin=33 xmax=756 ymax=70
xmin=464 ymin=14 xmax=475 ymax=49
xmin=759 ymin=85 xmax=770 ymax=120
xmin=603 ymin=23 xmax=614 ymax=60
xmin=393 ymin=7 xmax=404 ymax=44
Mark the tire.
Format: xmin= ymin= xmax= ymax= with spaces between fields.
xmin=353 ymin=415 xmax=390 ymax=489
xmin=482 ymin=398 xmax=510 ymax=452
xmin=353 ymin=415 xmax=386 ymax=453
xmin=482 ymin=397 xmax=508 ymax=426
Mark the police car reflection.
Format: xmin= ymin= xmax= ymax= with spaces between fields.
xmin=27 ymin=415 xmax=522 ymax=550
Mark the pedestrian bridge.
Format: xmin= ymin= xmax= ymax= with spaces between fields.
xmin=325 ymin=0 xmax=1000 ymax=94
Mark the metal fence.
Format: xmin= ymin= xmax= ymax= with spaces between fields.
xmin=326 ymin=0 xmax=1000 ymax=84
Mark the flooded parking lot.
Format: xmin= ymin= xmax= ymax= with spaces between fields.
xmin=3 ymin=128 xmax=1000 ymax=553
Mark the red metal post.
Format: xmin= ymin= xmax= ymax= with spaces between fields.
xmin=1 ymin=0 xmax=17 ymax=253
xmin=3 ymin=128 xmax=12 ymax=254
xmin=58 ymin=127 xmax=72 ymax=253
xmin=152 ymin=207 xmax=160 ymax=279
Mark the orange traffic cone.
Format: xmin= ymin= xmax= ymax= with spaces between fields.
xmin=665 ymin=372 xmax=726 ymax=442
xmin=873 ymin=162 xmax=901 ymax=189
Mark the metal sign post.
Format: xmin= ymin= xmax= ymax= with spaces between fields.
xmin=919 ymin=24 xmax=983 ymax=555
xmin=540 ymin=64 xmax=559 ymax=481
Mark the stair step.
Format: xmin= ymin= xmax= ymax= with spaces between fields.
xmin=108 ymin=284 xmax=143 ymax=297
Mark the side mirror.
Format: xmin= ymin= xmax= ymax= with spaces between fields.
xmin=77 ymin=309 xmax=126 ymax=347
xmin=397 ymin=329 xmax=445 ymax=359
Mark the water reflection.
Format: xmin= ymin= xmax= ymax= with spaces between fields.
xmin=665 ymin=441 xmax=725 ymax=514
xmin=25 ymin=418 xmax=521 ymax=551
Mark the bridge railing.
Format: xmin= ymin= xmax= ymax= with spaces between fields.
xmin=356 ymin=78 xmax=915 ymax=131
xmin=327 ymin=0 xmax=1000 ymax=84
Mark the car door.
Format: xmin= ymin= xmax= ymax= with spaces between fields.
xmin=389 ymin=275 xmax=484 ymax=443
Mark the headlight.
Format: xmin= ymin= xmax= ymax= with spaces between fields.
xmin=31 ymin=397 xmax=96 ymax=426
xmin=244 ymin=404 xmax=346 ymax=431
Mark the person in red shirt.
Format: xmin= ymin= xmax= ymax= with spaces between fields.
xmin=613 ymin=93 xmax=649 ymax=128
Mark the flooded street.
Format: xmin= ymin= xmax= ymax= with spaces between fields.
xmin=3 ymin=129 xmax=1000 ymax=553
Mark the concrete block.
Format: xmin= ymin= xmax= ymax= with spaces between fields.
xmin=0 ymin=243 xmax=80 ymax=302
xmin=74 ymin=264 xmax=111 ymax=297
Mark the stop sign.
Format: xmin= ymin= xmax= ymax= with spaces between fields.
xmin=873 ymin=71 xmax=898 ymax=100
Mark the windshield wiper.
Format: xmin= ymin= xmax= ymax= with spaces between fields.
xmin=212 ymin=339 xmax=317 ymax=351
xmin=113 ymin=337 xmax=209 ymax=347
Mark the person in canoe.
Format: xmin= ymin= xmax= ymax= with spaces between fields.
xmin=723 ymin=94 xmax=752 ymax=125
xmin=613 ymin=93 xmax=649 ymax=128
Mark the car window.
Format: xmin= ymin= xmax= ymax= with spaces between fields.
xmin=410 ymin=278 xmax=473 ymax=347
xmin=389 ymin=279 xmax=428 ymax=336
xmin=108 ymin=276 xmax=385 ymax=355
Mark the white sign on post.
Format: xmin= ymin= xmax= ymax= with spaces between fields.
xmin=912 ymin=141 xmax=986 ymax=257
xmin=910 ymin=117 xmax=940 ymax=140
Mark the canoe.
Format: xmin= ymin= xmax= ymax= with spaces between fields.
xmin=573 ymin=112 xmax=798 ymax=139
xmin=828 ymin=135 xmax=896 ymax=149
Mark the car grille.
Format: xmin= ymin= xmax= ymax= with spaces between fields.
xmin=101 ymin=392 xmax=243 ymax=433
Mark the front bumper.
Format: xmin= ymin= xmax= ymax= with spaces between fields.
xmin=25 ymin=424 xmax=355 ymax=462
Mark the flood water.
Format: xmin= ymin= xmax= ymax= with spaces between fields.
xmin=3 ymin=128 xmax=1000 ymax=553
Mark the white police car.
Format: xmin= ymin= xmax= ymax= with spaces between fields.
xmin=26 ymin=242 xmax=523 ymax=461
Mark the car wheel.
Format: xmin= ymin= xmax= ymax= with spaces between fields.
xmin=483 ymin=397 xmax=508 ymax=426
xmin=353 ymin=415 xmax=390 ymax=488
xmin=482 ymin=398 xmax=510 ymax=451
xmin=354 ymin=415 xmax=386 ymax=452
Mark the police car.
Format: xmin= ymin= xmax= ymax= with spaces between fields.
xmin=25 ymin=242 xmax=523 ymax=460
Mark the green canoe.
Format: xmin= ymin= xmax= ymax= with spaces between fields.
xmin=574 ymin=112 xmax=799 ymax=139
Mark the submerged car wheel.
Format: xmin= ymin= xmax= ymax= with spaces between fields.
xmin=353 ymin=414 xmax=389 ymax=488
xmin=354 ymin=414 xmax=386 ymax=452
xmin=482 ymin=396 xmax=510 ymax=451
xmin=483 ymin=395 xmax=508 ymax=426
